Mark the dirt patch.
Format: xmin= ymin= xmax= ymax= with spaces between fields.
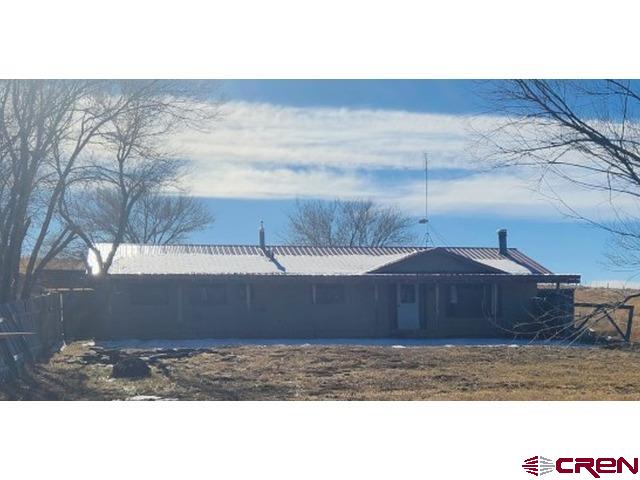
xmin=3 ymin=341 xmax=640 ymax=400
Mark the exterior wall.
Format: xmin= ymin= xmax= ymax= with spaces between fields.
xmin=97 ymin=277 xmax=543 ymax=339
xmin=500 ymin=282 xmax=540 ymax=331
xmin=99 ymin=278 xmax=394 ymax=339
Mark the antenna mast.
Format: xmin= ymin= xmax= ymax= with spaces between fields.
xmin=418 ymin=152 xmax=431 ymax=247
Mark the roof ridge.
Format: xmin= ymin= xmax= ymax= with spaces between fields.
xmin=443 ymin=246 xmax=521 ymax=250
xmin=103 ymin=243 xmax=426 ymax=250
xmin=101 ymin=243 xmax=525 ymax=250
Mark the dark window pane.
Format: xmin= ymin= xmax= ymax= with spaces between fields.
xmin=315 ymin=284 xmax=345 ymax=304
xmin=399 ymin=284 xmax=416 ymax=304
xmin=446 ymin=284 xmax=492 ymax=318
xmin=130 ymin=284 xmax=169 ymax=306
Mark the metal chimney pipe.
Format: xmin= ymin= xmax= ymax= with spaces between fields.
xmin=498 ymin=228 xmax=508 ymax=255
xmin=259 ymin=221 xmax=266 ymax=250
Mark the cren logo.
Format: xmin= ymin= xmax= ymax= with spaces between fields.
xmin=522 ymin=456 xmax=555 ymax=476
xmin=522 ymin=456 xmax=640 ymax=478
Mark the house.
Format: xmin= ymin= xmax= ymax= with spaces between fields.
xmin=86 ymin=227 xmax=580 ymax=339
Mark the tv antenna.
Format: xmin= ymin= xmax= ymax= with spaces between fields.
xmin=418 ymin=152 xmax=432 ymax=247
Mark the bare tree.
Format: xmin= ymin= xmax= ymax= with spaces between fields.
xmin=284 ymin=199 xmax=416 ymax=247
xmin=486 ymin=80 xmax=640 ymax=269
xmin=0 ymin=80 xmax=124 ymax=301
xmin=80 ymin=188 xmax=214 ymax=245
xmin=0 ymin=80 xmax=219 ymax=299
xmin=484 ymin=80 xmax=640 ymax=339
xmin=58 ymin=80 xmax=219 ymax=276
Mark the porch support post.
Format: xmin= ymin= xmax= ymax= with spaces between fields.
xmin=491 ymin=284 xmax=498 ymax=318
xmin=176 ymin=284 xmax=184 ymax=324
xmin=434 ymin=284 xmax=440 ymax=328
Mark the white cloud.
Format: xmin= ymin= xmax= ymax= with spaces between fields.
xmin=171 ymin=101 xmax=490 ymax=171
xmin=167 ymin=100 xmax=638 ymax=219
xmin=188 ymin=163 xmax=379 ymax=200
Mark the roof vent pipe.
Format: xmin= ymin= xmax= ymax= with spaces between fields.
xmin=497 ymin=228 xmax=508 ymax=255
xmin=259 ymin=221 xmax=266 ymax=251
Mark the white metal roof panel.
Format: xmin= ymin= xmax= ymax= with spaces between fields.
xmin=274 ymin=253 xmax=412 ymax=275
xmin=470 ymin=258 xmax=533 ymax=275
xmin=88 ymin=244 xmax=555 ymax=277
xmin=442 ymin=247 xmax=552 ymax=274
xmin=88 ymin=243 xmax=421 ymax=276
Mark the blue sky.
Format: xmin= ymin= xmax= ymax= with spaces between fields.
xmin=221 ymin=80 xmax=483 ymax=114
xmin=176 ymin=80 xmax=634 ymax=285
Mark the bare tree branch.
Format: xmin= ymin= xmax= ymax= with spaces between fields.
xmin=486 ymin=80 xmax=640 ymax=273
xmin=0 ymin=80 xmax=221 ymax=299
xmin=284 ymin=198 xmax=416 ymax=247
xmin=76 ymin=188 xmax=214 ymax=245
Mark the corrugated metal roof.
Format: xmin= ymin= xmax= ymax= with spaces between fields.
xmin=88 ymin=244 xmax=422 ymax=276
xmin=87 ymin=243 xmax=556 ymax=277
xmin=442 ymin=247 xmax=553 ymax=275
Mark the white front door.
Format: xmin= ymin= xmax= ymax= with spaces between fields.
xmin=397 ymin=284 xmax=420 ymax=330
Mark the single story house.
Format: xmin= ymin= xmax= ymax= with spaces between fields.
xmin=86 ymin=228 xmax=580 ymax=339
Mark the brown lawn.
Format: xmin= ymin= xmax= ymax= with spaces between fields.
xmin=2 ymin=340 xmax=640 ymax=400
xmin=574 ymin=287 xmax=640 ymax=341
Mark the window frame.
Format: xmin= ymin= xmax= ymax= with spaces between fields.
xmin=399 ymin=284 xmax=417 ymax=304
xmin=446 ymin=283 xmax=494 ymax=319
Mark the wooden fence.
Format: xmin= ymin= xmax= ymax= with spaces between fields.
xmin=60 ymin=290 xmax=97 ymax=341
xmin=575 ymin=302 xmax=635 ymax=342
xmin=0 ymin=294 xmax=64 ymax=378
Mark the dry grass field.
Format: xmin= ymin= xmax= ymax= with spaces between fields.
xmin=2 ymin=287 xmax=640 ymax=401
xmin=574 ymin=287 xmax=640 ymax=340
xmin=2 ymin=340 xmax=640 ymax=400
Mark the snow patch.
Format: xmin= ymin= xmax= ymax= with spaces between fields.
xmin=97 ymin=337 xmax=582 ymax=350
xmin=126 ymin=395 xmax=176 ymax=401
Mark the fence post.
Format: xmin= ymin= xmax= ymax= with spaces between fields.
xmin=625 ymin=306 xmax=634 ymax=342
xmin=59 ymin=293 xmax=66 ymax=346
xmin=0 ymin=317 xmax=17 ymax=377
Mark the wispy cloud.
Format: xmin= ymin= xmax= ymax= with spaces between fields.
xmin=188 ymin=163 xmax=378 ymax=200
xmin=173 ymin=101 xmax=487 ymax=171
xmin=166 ymin=100 xmax=630 ymax=219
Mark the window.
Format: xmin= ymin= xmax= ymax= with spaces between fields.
xmin=314 ymin=284 xmax=345 ymax=304
xmin=399 ymin=284 xmax=416 ymax=304
xmin=446 ymin=284 xmax=492 ymax=318
xmin=189 ymin=284 xmax=228 ymax=305
xmin=130 ymin=284 xmax=169 ymax=306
